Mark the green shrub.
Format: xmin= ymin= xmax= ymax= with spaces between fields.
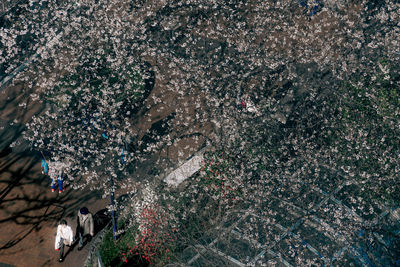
xmin=100 ymin=229 xmax=121 ymax=267
xmin=99 ymin=221 xmax=139 ymax=267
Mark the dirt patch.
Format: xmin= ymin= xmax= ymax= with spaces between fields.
xmin=0 ymin=81 xmax=44 ymax=124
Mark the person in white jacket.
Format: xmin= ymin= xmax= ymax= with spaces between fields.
xmin=55 ymin=220 xmax=74 ymax=262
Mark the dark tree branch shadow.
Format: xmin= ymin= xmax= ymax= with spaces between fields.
xmin=0 ymin=148 xmax=104 ymax=252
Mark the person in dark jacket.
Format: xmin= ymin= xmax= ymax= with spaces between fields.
xmin=76 ymin=207 xmax=94 ymax=250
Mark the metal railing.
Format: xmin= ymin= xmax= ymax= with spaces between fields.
xmin=83 ymin=221 xmax=111 ymax=267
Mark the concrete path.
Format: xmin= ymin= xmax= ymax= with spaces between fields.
xmin=164 ymin=149 xmax=206 ymax=186
xmin=0 ymin=148 xmax=108 ymax=267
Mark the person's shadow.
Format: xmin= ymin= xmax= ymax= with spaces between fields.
xmin=62 ymin=241 xmax=77 ymax=260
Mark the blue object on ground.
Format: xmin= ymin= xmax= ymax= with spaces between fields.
xmin=297 ymin=0 xmax=321 ymax=17
xmin=120 ymin=148 xmax=126 ymax=164
xmin=102 ymin=133 xmax=109 ymax=139
xmin=298 ymin=0 xmax=308 ymax=8
xmin=310 ymin=5 xmax=319 ymax=16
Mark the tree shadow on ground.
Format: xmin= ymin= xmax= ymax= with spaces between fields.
xmin=0 ymin=148 xmax=102 ymax=252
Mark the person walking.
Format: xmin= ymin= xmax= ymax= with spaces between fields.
xmin=49 ymin=161 xmax=64 ymax=193
xmin=76 ymin=207 xmax=94 ymax=250
xmin=55 ymin=220 xmax=74 ymax=262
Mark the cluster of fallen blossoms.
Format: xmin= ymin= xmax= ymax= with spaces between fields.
xmin=10 ymin=0 xmax=398 ymax=186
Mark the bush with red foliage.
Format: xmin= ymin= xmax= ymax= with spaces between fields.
xmin=121 ymin=205 xmax=175 ymax=265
